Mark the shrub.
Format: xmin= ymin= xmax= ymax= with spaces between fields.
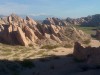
xmin=29 ymin=44 xmax=33 ymax=47
xmin=36 ymin=50 xmax=45 ymax=55
xmin=63 ymin=44 xmax=73 ymax=48
xmin=40 ymin=45 xmax=59 ymax=49
xmin=83 ymin=39 xmax=91 ymax=44
xmin=41 ymin=53 xmax=49 ymax=57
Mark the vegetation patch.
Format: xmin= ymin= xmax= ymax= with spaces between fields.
xmin=28 ymin=44 xmax=33 ymax=47
xmin=83 ymin=39 xmax=91 ymax=44
xmin=74 ymin=25 xmax=97 ymax=34
xmin=36 ymin=50 xmax=45 ymax=55
xmin=41 ymin=53 xmax=49 ymax=57
xmin=41 ymin=45 xmax=59 ymax=49
xmin=63 ymin=44 xmax=73 ymax=48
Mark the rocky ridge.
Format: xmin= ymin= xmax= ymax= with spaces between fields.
xmin=0 ymin=14 xmax=90 ymax=46
xmin=66 ymin=14 xmax=100 ymax=26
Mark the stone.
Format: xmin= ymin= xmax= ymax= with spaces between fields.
xmin=16 ymin=27 xmax=28 ymax=46
xmin=73 ymin=42 xmax=100 ymax=65
xmin=95 ymin=30 xmax=100 ymax=40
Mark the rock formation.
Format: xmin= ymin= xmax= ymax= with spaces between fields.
xmin=95 ymin=30 xmax=100 ymax=40
xmin=65 ymin=14 xmax=100 ymax=26
xmin=0 ymin=14 xmax=90 ymax=46
xmin=66 ymin=17 xmax=85 ymax=25
xmin=73 ymin=42 xmax=100 ymax=65
xmin=43 ymin=17 xmax=67 ymax=26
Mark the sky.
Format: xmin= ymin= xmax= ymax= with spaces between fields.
xmin=0 ymin=0 xmax=100 ymax=18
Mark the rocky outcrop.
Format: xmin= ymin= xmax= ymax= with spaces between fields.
xmin=95 ymin=30 xmax=100 ymax=40
xmin=43 ymin=17 xmax=67 ymax=26
xmin=73 ymin=42 xmax=100 ymax=65
xmin=16 ymin=27 xmax=28 ymax=46
xmin=0 ymin=14 xmax=90 ymax=46
xmin=26 ymin=16 xmax=37 ymax=25
xmin=65 ymin=14 xmax=100 ymax=26
xmin=66 ymin=17 xmax=85 ymax=25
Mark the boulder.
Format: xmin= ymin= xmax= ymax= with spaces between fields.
xmin=95 ymin=30 xmax=100 ymax=40
xmin=73 ymin=42 xmax=100 ymax=65
xmin=73 ymin=42 xmax=88 ymax=61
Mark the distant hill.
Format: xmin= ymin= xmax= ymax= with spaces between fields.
xmin=65 ymin=14 xmax=100 ymax=26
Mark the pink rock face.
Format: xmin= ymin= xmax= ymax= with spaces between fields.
xmin=23 ymin=26 xmax=37 ymax=42
xmin=0 ymin=14 xmax=90 ymax=46
xmin=16 ymin=27 xmax=28 ymax=46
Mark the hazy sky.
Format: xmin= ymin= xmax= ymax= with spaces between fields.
xmin=0 ymin=0 xmax=100 ymax=18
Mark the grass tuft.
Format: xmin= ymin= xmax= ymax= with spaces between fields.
xmin=83 ymin=39 xmax=91 ymax=44
xmin=41 ymin=45 xmax=59 ymax=49
xmin=63 ymin=44 xmax=73 ymax=48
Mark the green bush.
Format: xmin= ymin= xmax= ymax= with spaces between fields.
xmin=41 ymin=45 xmax=59 ymax=49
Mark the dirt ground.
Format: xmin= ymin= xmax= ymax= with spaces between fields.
xmin=0 ymin=39 xmax=99 ymax=75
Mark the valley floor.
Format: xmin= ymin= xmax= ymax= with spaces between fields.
xmin=0 ymin=39 xmax=99 ymax=75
